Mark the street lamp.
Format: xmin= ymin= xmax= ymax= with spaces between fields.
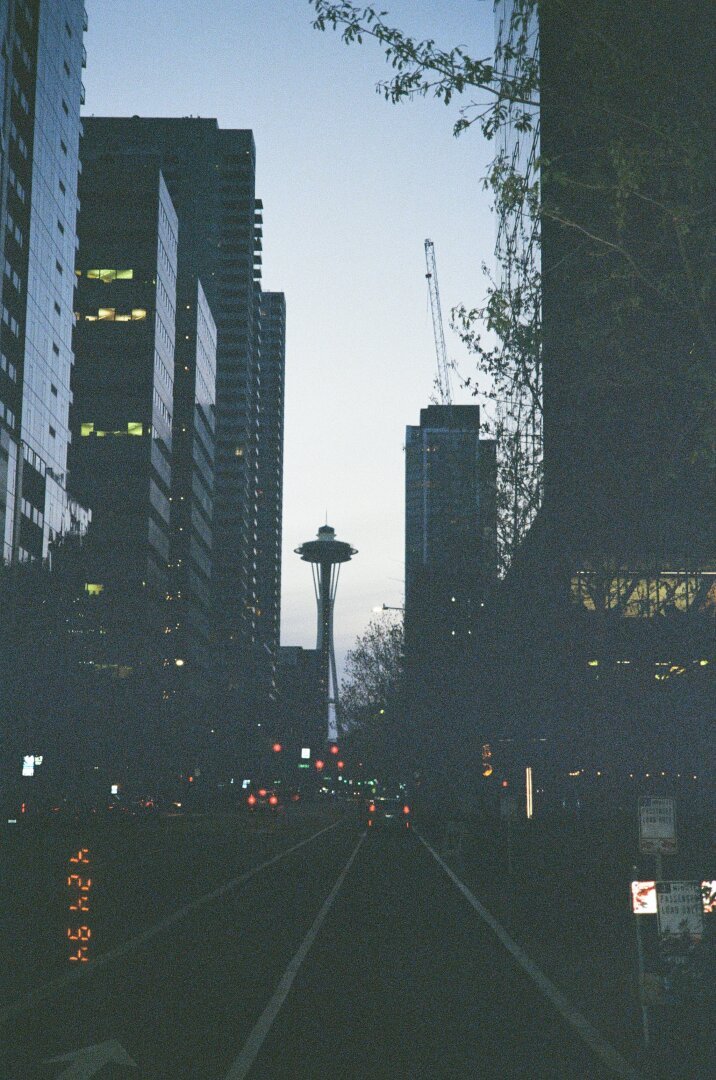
xmin=372 ymin=603 xmax=404 ymax=613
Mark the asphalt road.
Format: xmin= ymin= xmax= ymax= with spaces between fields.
xmin=1 ymin=810 xmax=646 ymax=1079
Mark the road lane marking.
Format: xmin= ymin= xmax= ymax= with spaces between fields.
xmin=224 ymin=831 xmax=366 ymax=1080
xmin=0 ymin=820 xmax=342 ymax=1025
xmin=416 ymin=831 xmax=642 ymax=1080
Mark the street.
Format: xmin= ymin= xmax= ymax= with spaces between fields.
xmin=0 ymin=809 xmax=647 ymax=1079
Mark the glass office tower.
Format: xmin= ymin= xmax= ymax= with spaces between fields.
xmin=0 ymin=0 xmax=90 ymax=564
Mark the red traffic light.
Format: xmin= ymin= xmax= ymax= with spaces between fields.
xmin=337 ymin=760 xmax=345 ymax=769
xmin=315 ymin=759 xmax=325 ymax=771
xmin=272 ymin=742 xmax=282 ymax=753
xmin=329 ymin=744 xmax=339 ymax=755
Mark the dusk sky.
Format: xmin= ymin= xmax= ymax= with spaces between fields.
xmin=84 ymin=0 xmax=498 ymax=670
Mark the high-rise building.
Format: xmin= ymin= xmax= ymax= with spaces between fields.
xmin=484 ymin=0 xmax=715 ymax=790
xmin=404 ymin=405 xmax=497 ymax=753
xmin=255 ymin=291 xmax=286 ymax=698
xmin=0 ymin=0 xmax=90 ymax=564
xmin=169 ymin=278 xmax=216 ymax=674
xmin=70 ymin=154 xmax=177 ymax=597
xmin=79 ymin=119 xmax=270 ymax=674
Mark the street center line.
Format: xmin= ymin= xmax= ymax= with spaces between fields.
xmin=224 ymin=831 xmax=366 ymax=1080
xmin=416 ymin=831 xmax=642 ymax=1080
xmin=0 ymin=819 xmax=342 ymax=1025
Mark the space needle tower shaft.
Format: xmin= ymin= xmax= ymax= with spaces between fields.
xmin=295 ymin=525 xmax=357 ymax=742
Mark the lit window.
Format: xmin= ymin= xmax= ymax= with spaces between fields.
xmin=86 ymin=269 xmax=133 ymax=283
xmin=127 ymin=422 xmax=143 ymax=436
xmin=97 ymin=308 xmax=115 ymax=321
xmin=80 ymin=422 xmax=94 ymax=436
xmin=131 ymin=308 xmax=146 ymax=320
xmin=234 ymin=447 xmax=244 ymax=457
xmin=84 ymin=583 xmax=104 ymax=596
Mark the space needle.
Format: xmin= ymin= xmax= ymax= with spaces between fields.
xmin=295 ymin=524 xmax=357 ymax=743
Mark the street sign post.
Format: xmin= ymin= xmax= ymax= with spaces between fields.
xmin=639 ymin=797 xmax=677 ymax=855
xmin=655 ymin=881 xmax=704 ymax=941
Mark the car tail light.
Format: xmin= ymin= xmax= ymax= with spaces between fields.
xmin=369 ymin=803 xmax=376 ymax=813
xmin=258 ymin=788 xmax=267 ymax=797
xmin=367 ymin=819 xmax=373 ymax=827
xmin=247 ymin=794 xmax=257 ymax=806
xmin=403 ymin=805 xmax=410 ymax=815
xmin=269 ymin=795 xmax=278 ymax=806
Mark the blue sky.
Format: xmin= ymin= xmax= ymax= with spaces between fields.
xmin=84 ymin=0 xmax=498 ymax=670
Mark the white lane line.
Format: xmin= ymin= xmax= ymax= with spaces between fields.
xmin=224 ymin=831 xmax=366 ymax=1080
xmin=0 ymin=820 xmax=342 ymax=1025
xmin=416 ymin=832 xmax=642 ymax=1080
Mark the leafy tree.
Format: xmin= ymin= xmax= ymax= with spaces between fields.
xmin=310 ymin=1 xmax=714 ymax=568
xmin=339 ymin=614 xmax=405 ymax=772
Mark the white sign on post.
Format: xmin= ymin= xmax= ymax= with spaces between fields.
xmin=639 ymin=796 xmax=677 ymax=854
xmin=656 ymin=881 xmax=704 ymax=940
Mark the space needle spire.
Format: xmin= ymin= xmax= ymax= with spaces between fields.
xmin=295 ymin=524 xmax=357 ymax=742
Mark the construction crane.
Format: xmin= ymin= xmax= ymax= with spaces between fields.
xmin=424 ymin=238 xmax=453 ymax=405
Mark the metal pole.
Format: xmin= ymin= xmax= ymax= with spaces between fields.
xmin=634 ymin=908 xmax=651 ymax=1048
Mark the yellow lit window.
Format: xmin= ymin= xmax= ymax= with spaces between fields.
xmin=131 ymin=308 xmax=147 ymax=320
xmin=87 ymin=269 xmax=134 ymax=283
xmin=234 ymin=447 xmax=244 ymax=457
xmin=127 ymin=422 xmax=143 ymax=436
xmin=80 ymin=423 xmax=94 ymax=436
xmin=97 ymin=307 xmax=115 ymax=321
xmin=84 ymin=583 xmax=104 ymax=596
xmin=114 ymin=313 xmax=131 ymax=322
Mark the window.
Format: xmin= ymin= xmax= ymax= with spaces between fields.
xmin=86 ymin=268 xmax=134 ymax=283
xmin=51 ymin=384 xmax=58 ymax=396
xmin=0 ymin=352 xmax=17 ymax=382
xmin=52 ymin=342 xmax=60 ymax=355
xmin=56 ymin=260 xmax=63 ymax=275
xmin=60 ymin=139 xmax=67 ymax=155
xmin=62 ymin=99 xmax=69 ymax=115
xmin=63 ymin=60 xmax=70 ymax=76
xmin=81 ymin=422 xmax=144 ymax=438
xmin=49 ymin=426 xmax=56 ymax=438
xmin=54 ymin=301 xmax=61 ymax=315
xmin=85 ymin=584 xmax=104 ymax=596
xmin=57 ymin=220 xmax=65 ymax=235
xmin=59 ymin=180 xmax=66 ymax=195
xmin=81 ymin=307 xmax=147 ymax=322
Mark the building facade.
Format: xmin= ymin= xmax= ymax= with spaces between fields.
xmin=70 ymin=155 xmax=177 ymax=597
xmin=404 ymin=405 xmax=497 ymax=775
xmin=79 ymin=119 xmax=269 ymax=670
xmin=254 ymin=290 xmax=286 ymax=699
xmin=0 ymin=0 xmax=90 ymax=564
xmin=483 ymin=0 xmax=715 ymax=799
xmin=169 ymin=278 xmax=216 ymax=673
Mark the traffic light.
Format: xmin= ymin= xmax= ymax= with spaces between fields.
xmin=329 ymin=744 xmax=339 ymax=755
xmin=315 ymin=759 xmax=325 ymax=771
xmin=272 ymin=742 xmax=282 ymax=753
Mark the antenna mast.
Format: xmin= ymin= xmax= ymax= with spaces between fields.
xmin=424 ymin=238 xmax=453 ymax=405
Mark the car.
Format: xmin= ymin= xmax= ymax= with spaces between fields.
xmin=246 ymin=787 xmax=281 ymax=813
xmin=364 ymin=788 xmax=412 ymax=830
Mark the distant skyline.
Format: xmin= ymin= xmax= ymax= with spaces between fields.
xmin=83 ymin=1 xmax=498 ymax=671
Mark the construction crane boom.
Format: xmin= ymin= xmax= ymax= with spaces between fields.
xmin=424 ymin=238 xmax=453 ymax=405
